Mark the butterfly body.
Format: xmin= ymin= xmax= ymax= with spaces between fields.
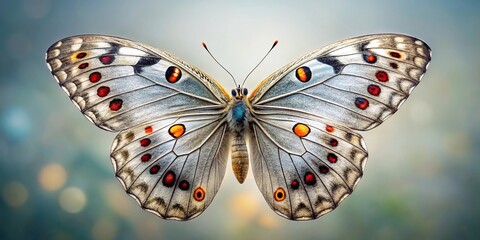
xmin=46 ymin=34 xmax=431 ymax=221
xmin=227 ymin=87 xmax=251 ymax=183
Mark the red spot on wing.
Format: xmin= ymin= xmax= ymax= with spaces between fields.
xmin=355 ymin=97 xmax=369 ymax=110
xmin=162 ymin=171 xmax=176 ymax=187
xmin=367 ymin=84 xmax=381 ymax=96
xmin=179 ymin=180 xmax=190 ymax=190
xmin=89 ymin=72 xmax=102 ymax=82
xmin=319 ymin=165 xmax=329 ymax=174
xmin=327 ymin=153 xmax=338 ymax=163
xmin=139 ymin=138 xmax=151 ymax=147
xmin=389 ymin=51 xmax=402 ymax=58
xmin=109 ymin=99 xmax=123 ymax=111
xmin=76 ymin=52 xmax=87 ymax=59
xmin=99 ymin=55 xmax=114 ymax=65
xmin=97 ymin=86 xmax=110 ymax=97
xmin=78 ymin=63 xmax=89 ymax=69
xmin=304 ymin=172 xmax=316 ymax=185
xmin=291 ymin=180 xmax=299 ymax=189
xmin=149 ymin=165 xmax=160 ymax=174
xmin=329 ymin=139 xmax=338 ymax=147
xmin=375 ymin=71 xmax=389 ymax=82
xmin=140 ymin=154 xmax=151 ymax=162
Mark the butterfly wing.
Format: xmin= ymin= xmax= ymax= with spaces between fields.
xmin=46 ymin=35 xmax=231 ymax=220
xmin=250 ymin=34 xmax=431 ymax=130
xmin=248 ymin=34 xmax=431 ymax=220
xmin=46 ymin=35 xmax=229 ymax=131
xmin=247 ymin=114 xmax=367 ymax=220
xmin=110 ymin=114 xmax=230 ymax=220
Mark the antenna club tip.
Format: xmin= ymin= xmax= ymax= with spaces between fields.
xmin=272 ymin=40 xmax=279 ymax=48
xmin=202 ymin=42 xmax=207 ymax=48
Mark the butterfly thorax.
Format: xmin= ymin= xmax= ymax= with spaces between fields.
xmin=227 ymin=91 xmax=251 ymax=183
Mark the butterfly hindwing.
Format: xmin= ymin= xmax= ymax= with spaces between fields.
xmin=110 ymin=115 xmax=230 ymax=220
xmin=247 ymin=113 xmax=367 ymax=220
xmin=250 ymin=34 xmax=431 ymax=131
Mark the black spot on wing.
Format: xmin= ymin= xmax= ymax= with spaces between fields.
xmin=317 ymin=57 xmax=344 ymax=74
xmin=108 ymin=42 xmax=121 ymax=54
xmin=134 ymin=57 xmax=161 ymax=74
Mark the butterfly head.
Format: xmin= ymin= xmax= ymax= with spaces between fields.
xmin=231 ymin=86 xmax=248 ymax=100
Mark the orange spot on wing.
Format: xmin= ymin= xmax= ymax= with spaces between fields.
xmin=168 ymin=124 xmax=185 ymax=138
xmin=193 ymin=187 xmax=205 ymax=201
xmin=293 ymin=123 xmax=310 ymax=137
xmin=145 ymin=126 xmax=153 ymax=134
xmin=274 ymin=188 xmax=286 ymax=202
xmin=325 ymin=125 xmax=334 ymax=133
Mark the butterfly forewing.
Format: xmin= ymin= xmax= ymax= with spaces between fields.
xmin=250 ymin=34 xmax=431 ymax=131
xmin=46 ymin=35 xmax=229 ymax=131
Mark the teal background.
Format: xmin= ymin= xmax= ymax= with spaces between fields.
xmin=1 ymin=0 xmax=479 ymax=239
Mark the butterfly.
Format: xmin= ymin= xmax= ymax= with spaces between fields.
xmin=45 ymin=33 xmax=431 ymax=221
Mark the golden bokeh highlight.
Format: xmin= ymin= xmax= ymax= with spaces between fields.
xmin=2 ymin=181 xmax=28 ymax=207
xmin=59 ymin=187 xmax=87 ymax=213
xmin=101 ymin=181 xmax=134 ymax=218
xmin=258 ymin=212 xmax=281 ymax=229
xmin=229 ymin=191 xmax=259 ymax=222
xmin=91 ymin=217 xmax=118 ymax=240
xmin=38 ymin=163 xmax=67 ymax=191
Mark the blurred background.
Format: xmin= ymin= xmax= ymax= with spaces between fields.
xmin=1 ymin=0 xmax=478 ymax=239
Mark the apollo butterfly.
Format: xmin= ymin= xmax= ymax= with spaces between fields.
xmin=46 ymin=34 xmax=431 ymax=220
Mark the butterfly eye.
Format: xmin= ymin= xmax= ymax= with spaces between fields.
xmin=243 ymin=88 xmax=248 ymax=96
xmin=231 ymin=89 xmax=237 ymax=97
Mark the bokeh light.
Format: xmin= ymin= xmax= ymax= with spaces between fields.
xmin=38 ymin=163 xmax=67 ymax=191
xmin=59 ymin=187 xmax=87 ymax=213
xmin=2 ymin=181 xmax=28 ymax=207
xmin=0 ymin=107 xmax=31 ymax=142
xmin=91 ymin=217 xmax=118 ymax=240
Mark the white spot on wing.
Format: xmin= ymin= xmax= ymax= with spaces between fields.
xmin=63 ymin=82 xmax=77 ymax=95
xmin=71 ymin=44 xmax=82 ymax=51
xmin=48 ymin=59 xmax=62 ymax=70
xmin=118 ymin=47 xmax=148 ymax=56
xmin=73 ymin=96 xmax=86 ymax=109
xmin=84 ymin=111 xmax=97 ymax=123
xmin=416 ymin=47 xmax=427 ymax=57
xmin=394 ymin=36 xmax=405 ymax=43
xmin=53 ymin=41 xmax=62 ymax=48
xmin=56 ymin=71 xmax=67 ymax=81
xmin=47 ymin=49 xmax=60 ymax=59
xmin=414 ymin=57 xmax=427 ymax=68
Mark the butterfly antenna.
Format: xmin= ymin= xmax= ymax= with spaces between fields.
xmin=241 ymin=40 xmax=278 ymax=88
xmin=202 ymin=42 xmax=238 ymax=86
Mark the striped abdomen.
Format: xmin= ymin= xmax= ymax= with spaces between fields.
xmin=231 ymin=133 xmax=249 ymax=184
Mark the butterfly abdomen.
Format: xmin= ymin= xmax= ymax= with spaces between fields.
xmin=227 ymin=100 xmax=250 ymax=183
xmin=231 ymin=133 xmax=249 ymax=183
